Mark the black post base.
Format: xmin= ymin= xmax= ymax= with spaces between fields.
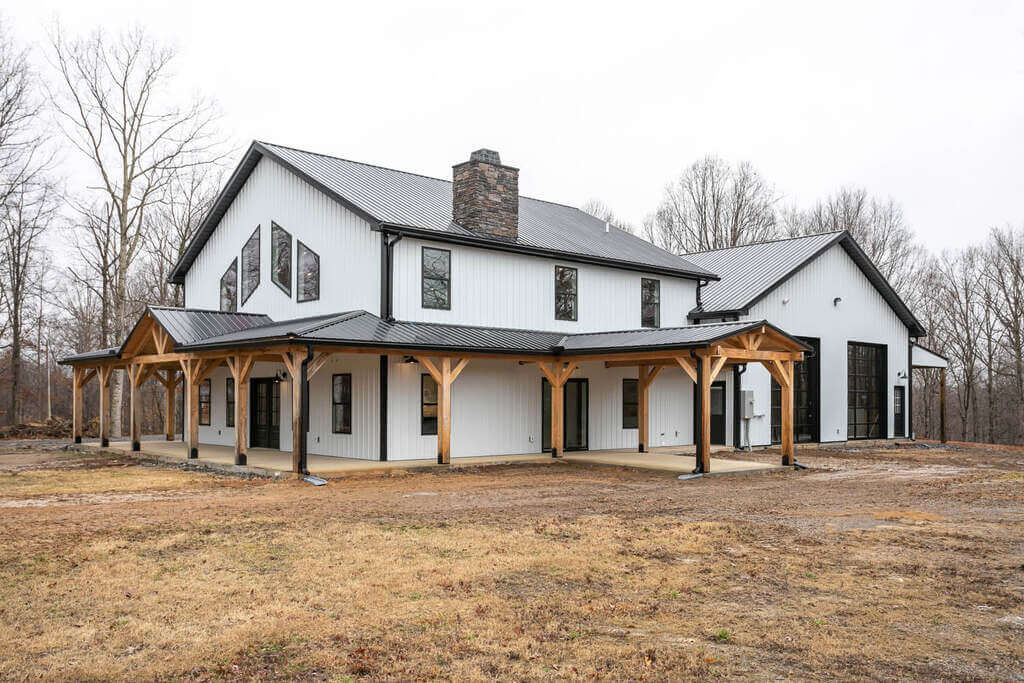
xmin=101 ymin=438 xmax=109 ymax=447
xmin=639 ymin=443 xmax=646 ymax=453
xmin=189 ymin=447 xmax=198 ymax=459
xmin=74 ymin=436 xmax=81 ymax=444
xmin=236 ymin=452 xmax=246 ymax=466
xmin=131 ymin=441 xmax=140 ymax=452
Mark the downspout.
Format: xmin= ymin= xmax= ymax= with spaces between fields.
xmin=299 ymin=344 xmax=314 ymax=475
xmin=379 ymin=230 xmax=404 ymax=322
xmin=695 ymin=279 xmax=707 ymax=309
xmin=733 ymin=363 xmax=746 ymax=450
xmin=907 ymin=338 xmax=915 ymax=440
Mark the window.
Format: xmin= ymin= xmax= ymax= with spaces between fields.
xmin=554 ymin=266 xmax=577 ymax=321
xmin=271 ymin=222 xmax=292 ymax=296
xmin=225 ymin=378 xmax=235 ymax=428
xmin=421 ymin=374 xmax=438 ymax=435
xmin=332 ymin=374 xmax=352 ymax=434
xmin=622 ymin=378 xmax=639 ymax=429
xmin=219 ymin=259 xmax=237 ymax=312
xmin=241 ymin=226 xmax=260 ymax=304
xmin=847 ymin=342 xmax=887 ymax=439
xmin=641 ymin=278 xmax=660 ymax=328
xmin=422 ymin=247 xmax=450 ymax=310
xmin=297 ymin=240 xmax=320 ymax=302
xmin=198 ymin=379 xmax=211 ymax=426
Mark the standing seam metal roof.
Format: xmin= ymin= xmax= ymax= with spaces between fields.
xmin=146 ymin=307 xmax=274 ymax=346
xmin=169 ymin=141 xmax=717 ymax=283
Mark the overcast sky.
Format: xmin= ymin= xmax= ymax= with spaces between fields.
xmin=5 ymin=0 xmax=1023 ymax=252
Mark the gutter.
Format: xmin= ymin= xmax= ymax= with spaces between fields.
xmin=298 ymin=344 xmax=314 ymax=475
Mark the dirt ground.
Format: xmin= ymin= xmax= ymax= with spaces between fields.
xmin=0 ymin=443 xmax=1022 ymax=680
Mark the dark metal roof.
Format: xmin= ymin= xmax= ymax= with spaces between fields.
xmin=683 ymin=231 xmax=926 ymax=337
xmin=179 ymin=310 xmax=807 ymax=357
xmin=147 ymin=306 xmax=273 ymax=346
xmin=169 ymin=141 xmax=717 ymax=284
xmin=58 ymin=347 xmax=120 ymax=365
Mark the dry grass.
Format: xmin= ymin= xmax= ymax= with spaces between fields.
xmin=0 ymin=446 xmax=1021 ymax=680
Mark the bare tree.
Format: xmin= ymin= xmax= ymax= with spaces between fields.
xmin=783 ymin=187 xmax=922 ymax=297
xmin=984 ymin=225 xmax=1024 ymax=442
xmin=934 ymin=248 xmax=984 ymax=441
xmin=644 ymin=156 xmax=778 ymax=253
xmin=581 ymin=198 xmax=636 ymax=234
xmin=48 ymin=24 xmax=225 ymax=435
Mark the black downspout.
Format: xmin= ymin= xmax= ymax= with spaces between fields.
xmin=379 ymin=230 xmax=403 ymax=322
xmin=379 ymin=355 xmax=388 ymax=461
xmin=299 ymin=345 xmax=313 ymax=475
xmin=907 ymin=339 xmax=914 ymax=440
xmin=733 ymin=363 xmax=746 ymax=450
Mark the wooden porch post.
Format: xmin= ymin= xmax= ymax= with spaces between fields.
xmin=180 ymin=358 xmax=201 ymax=459
xmin=72 ymin=367 xmax=86 ymax=444
xmin=128 ymin=363 xmax=142 ymax=451
xmin=638 ymin=364 xmax=663 ymax=453
xmin=939 ymin=366 xmax=947 ymax=444
xmin=226 ymin=354 xmax=256 ymax=466
xmin=163 ymin=371 xmax=177 ymax=441
xmin=98 ymin=364 xmax=113 ymax=448
xmin=419 ymin=357 xmax=470 ymax=465
xmin=696 ymin=354 xmax=711 ymax=473
xmin=536 ymin=361 xmax=578 ymax=458
xmin=779 ymin=360 xmax=795 ymax=466
xmin=280 ymin=350 xmax=309 ymax=474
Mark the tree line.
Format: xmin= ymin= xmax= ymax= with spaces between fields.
xmin=0 ymin=18 xmax=1016 ymax=447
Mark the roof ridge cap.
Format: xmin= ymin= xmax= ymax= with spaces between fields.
xmin=683 ymin=230 xmax=845 ymax=256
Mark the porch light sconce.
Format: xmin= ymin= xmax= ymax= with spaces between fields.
xmin=275 ymin=370 xmax=288 ymax=382
xmin=781 ymin=298 xmax=790 ymax=305
xmin=833 ymin=297 xmax=842 ymax=307
xmin=402 ymin=355 xmax=417 ymax=364
xmin=897 ymin=370 xmax=908 ymax=380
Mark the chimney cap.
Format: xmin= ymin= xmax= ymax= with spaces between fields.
xmin=469 ymin=148 xmax=502 ymax=165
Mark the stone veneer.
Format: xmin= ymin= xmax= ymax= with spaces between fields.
xmin=452 ymin=149 xmax=519 ymax=240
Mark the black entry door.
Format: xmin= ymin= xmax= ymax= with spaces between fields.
xmin=542 ymin=378 xmax=589 ymax=451
xmin=893 ymin=386 xmax=906 ymax=438
xmin=710 ymin=381 xmax=726 ymax=444
xmin=250 ymin=378 xmax=280 ymax=449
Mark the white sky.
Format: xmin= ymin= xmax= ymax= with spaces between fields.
xmin=5 ymin=0 xmax=1024 ymax=253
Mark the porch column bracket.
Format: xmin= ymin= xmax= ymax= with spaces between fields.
xmin=638 ymin=363 xmax=663 ymax=453
xmin=97 ymin=364 xmax=114 ymax=448
xmin=535 ymin=360 xmax=577 ymax=458
xmin=226 ymin=353 xmax=257 ymax=466
xmin=415 ymin=356 xmax=470 ymax=465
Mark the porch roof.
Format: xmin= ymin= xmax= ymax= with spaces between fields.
xmin=60 ymin=307 xmax=810 ymax=364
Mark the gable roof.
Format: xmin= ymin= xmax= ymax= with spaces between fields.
xmin=144 ymin=306 xmax=273 ymax=346
xmin=169 ymin=141 xmax=716 ymax=285
xmin=683 ymin=231 xmax=926 ymax=337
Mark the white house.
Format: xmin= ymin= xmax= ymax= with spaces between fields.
xmin=60 ymin=142 xmax=926 ymax=473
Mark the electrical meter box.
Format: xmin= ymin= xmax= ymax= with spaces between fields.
xmin=741 ymin=390 xmax=755 ymax=419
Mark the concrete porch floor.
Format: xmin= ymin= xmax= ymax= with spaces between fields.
xmin=99 ymin=439 xmax=782 ymax=477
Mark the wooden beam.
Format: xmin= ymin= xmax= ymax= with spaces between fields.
xmin=779 ymin=360 xmax=795 ymax=466
xmin=151 ymin=325 xmax=171 ymax=355
xmin=697 ymin=353 xmax=711 ymax=473
xmin=939 ymin=366 xmax=947 ymax=444
xmin=708 ymin=355 xmax=728 ymax=384
xmin=226 ymin=353 xmax=257 ymax=466
xmin=283 ymin=349 xmax=306 ymax=474
xmin=638 ymin=365 xmax=651 ymax=452
xmin=557 ymin=361 xmax=579 ymax=386
xmin=180 ymin=358 xmax=201 ymax=459
xmin=163 ymin=370 xmax=176 ymax=441
xmin=98 ymin=364 xmax=113 ymax=447
xmin=127 ymin=364 xmax=144 ymax=451
xmin=450 ymin=357 xmax=470 ymax=383
xmin=675 ymin=355 xmax=698 ymax=383
xmin=418 ymin=357 xmax=442 ymax=384
xmin=72 ymin=367 xmax=84 ymax=444
xmin=534 ymin=360 xmax=559 ymax=386
xmin=437 ymin=358 xmax=452 ymax=464
xmin=307 ymin=351 xmax=332 ymax=379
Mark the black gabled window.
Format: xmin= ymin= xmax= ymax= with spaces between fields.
xmin=622 ymin=378 xmax=639 ymax=429
xmin=421 ymin=374 xmax=438 ymax=435
xmin=198 ymin=379 xmax=211 ymax=426
xmin=241 ymin=226 xmax=260 ymax=304
xmin=641 ymin=278 xmax=660 ymax=328
xmin=220 ymin=259 xmax=237 ymax=312
xmin=331 ymin=374 xmax=352 ymax=434
xmin=225 ymin=377 xmax=235 ymax=428
xmin=422 ymin=247 xmax=451 ymax=310
xmin=555 ymin=265 xmax=577 ymax=321
xmin=271 ymin=222 xmax=292 ymax=296
xmin=297 ymin=240 xmax=320 ymax=302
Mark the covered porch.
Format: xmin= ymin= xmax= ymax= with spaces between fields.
xmin=61 ymin=307 xmax=809 ymax=476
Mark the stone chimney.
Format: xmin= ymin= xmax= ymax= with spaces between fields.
xmin=452 ymin=149 xmax=519 ymax=240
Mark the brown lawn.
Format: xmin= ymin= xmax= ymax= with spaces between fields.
xmin=0 ymin=443 xmax=1021 ymax=680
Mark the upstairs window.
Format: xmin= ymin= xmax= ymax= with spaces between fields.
xmin=422 ymin=247 xmax=451 ymax=310
xmin=241 ymin=226 xmax=260 ymax=304
xmin=297 ymin=240 xmax=320 ymax=302
xmin=555 ymin=265 xmax=577 ymax=321
xmin=220 ymin=259 xmax=237 ymax=312
xmin=271 ymin=222 xmax=292 ymax=296
xmin=332 ymin=373 xmax=352 ymax=434
xmin=225 ymin=377 xmax=235 ymax=428
xmin=641 ymin=278 xmax=660 ymax=328
xmin=198 ymin=379 xmax=211 ymax=425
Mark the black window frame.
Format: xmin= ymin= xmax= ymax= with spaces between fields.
xmin=893 ymin=385 xmax=906 ymax=438
xmin=622 ymin=378 xmax=639 ymax=429
xmin=641 ymin=277 xmax=660 ymax=328
xmin=241 ymin=225 xmax=260 ymax=305
xmin=331 ymin=373 xmax=352 ymax=434
xmin=847 ymin=342 xmax=888 ymax=440
xmin=198 ymin=378 xmax=212 ymax=426
xmin=421 ymin=373 xmax=438 ymax=435
xmin=296 ymin=239 xmax=320 ymax=303
xmin=554 ymin=265 xmax=578 ymax=321
xmin=219 ymin=258 xmax=237 ymax=313
xmin=421 ymin=247 xmax=451 ymax=310
xmin=225 ymin=377 xmax=235 ymax=428
xmin=271 ymin=221 xmax=292 ymax=297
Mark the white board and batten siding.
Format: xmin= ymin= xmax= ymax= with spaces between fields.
xmin=739 ymin=243 xmax=910 ymax=446
xmin=184 ymin=157 xmax=381 ymax=320
xmin=390 ymin=237 xmax=698 ymax=332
